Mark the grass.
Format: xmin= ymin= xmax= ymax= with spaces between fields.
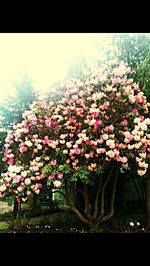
xmin=0 ymin=221 xmax=9 ymax=229
xmin=0 ymin=200 xmax=81 ymax=231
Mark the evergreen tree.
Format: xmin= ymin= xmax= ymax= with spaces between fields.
xmin=0 ymin=72 xmax=37 ymax=130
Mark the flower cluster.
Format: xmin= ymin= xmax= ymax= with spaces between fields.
xmin=0 ymin=62 xmax=150 ymax=202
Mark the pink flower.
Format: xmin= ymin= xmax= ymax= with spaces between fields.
xmin=0 ymin=192 xmax=4 ymax=198
xmin=76 ymin=129 xmax=80 ymax=134
xmin=131 ymin=108 xmax=139 ymax=114
xmin=76 ymin=99 xmax=83 ymax=106
xmin=100 ymin=102 xmax=109 ymax=110
xmin=41 ymin=102 xmax=49 ymax=109
xmin=72 ymin=95 xmax=78 ymax=101
xmin=92 ymin=112 xmax=99 ymax=118
xmin=147 ymin=153 xmax=150 ymax=158
xmin=74 ymin=148 xmax=80 ymax=154
xmin=66 ymin=107 xmax=71 ymax=114
xmin=16 ymin=198 xmax=21 ymax=203
xmin=51 ymin=160 xmax=57 ymax=165
xmin=20 ymin=146 xmax=28 ymax=153
xmin=135 ymin=96 xmax=142 ymax=104
xmin=45 ymin=118 xmax=51 ymax=127
xmin=85 ymin=139 xmax=91 ymax=145
xmin=42 ymin=136 xmax=50 ymax=144
xmin=51 ymin=119 xmax=57 ymax=125
xmin=13 ymin=176 xmax=20 ymax=184
xmin=93 ymin=127 xmax=97 ymax=133
xmin=97 ymin=148 xmax=105 ymax=154
xmin=49 ymin=174 xmax=55 ymax=179
xmin=57 ymin=172 xmax=63 ymax=179
xmin=108 ymin=125 xmax=114 ymax=131
xmin=8 ymin=158 xmax=14 ymax=165
xmin=22 ymin=124 xmax=29 ymax=129
xmin=121 ymin=119 xmax=128 ymax=126
xmin=79 ymin=90 xmax=85 ymax=97
xmin=4 ymin=149 xmax=11 ymax=156
xmin=95 ymin=119 xmax=104 ymax=126
xmin=38 ymin=183 xmax=42 ymax=188
xmin=139 ymin=116 xmax=144 ymax=121
xmin=66 ymin=117 xmax=74 ymax=125
xmin=112 ymin=77 xmax=122 ymax=85
xmin=102 ymin=134 xmax=108 ymax=140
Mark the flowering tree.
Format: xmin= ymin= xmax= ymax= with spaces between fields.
xmin=0 ymin=62 xmax=150 ymax=224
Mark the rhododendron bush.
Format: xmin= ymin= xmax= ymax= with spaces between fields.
xmin=0 ymin=62 xmax=150 ymax=224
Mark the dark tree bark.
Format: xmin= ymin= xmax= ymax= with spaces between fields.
xmin=13 ymin=198 xmax=19 ymax=218
xmin=145 ymin=179 xmax=150 ymax=228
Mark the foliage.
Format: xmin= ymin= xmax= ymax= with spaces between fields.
xmin=112 ymin=33 xmax=150 ymax=101
xmin=0 ymin=130 xmax=7 ymax=173
xmin=0 ymin=62 xmax=150 ymax=224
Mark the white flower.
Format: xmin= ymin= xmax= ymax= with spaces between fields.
xmin=106 ymin=150 xmax=115 ymax=158
xmin=0 ymin=185 xmax=6 ymax=192
xmin=17 ymin=186 xmax=23 ymax=192
xmin=37 ymin=144 xmax=42 ymax=150
xmin=26 ymin=190 xmax=31 ymax=196
xmin=25 ymin=178 xmax=31 ymax=186
xmin=44 ymin=156 xmax=49 ymax=161
xmin=35 ymin=189 xmax=40 ymax=194
xmin=53 ymin=180 xmax=62 ymax=188
xmin=145 ymin=118 xmax=150 ymax=125
xmin=21 ymin=171 xmax=28 ymax=177
xmin=130 ymin=222 xmax=134 ymax=227
xmin=137 ymin=222 xmax=140 ymax=226
xmin=25 ymin=140 xmax=33 ymax=147
xmin=35 ymin=157 xmax=41 ymax=162
xmin=137 ymin=169 xmax=147 ymax=176
xmin=66 ymin=142 xmax=72 ymax=148
xmin=60 ymin=134 xmax=66 ymax=139
xmin=63 ymin=150 xmax=68 ymax=154
xmin=133 ymin=135 xmax=140 ymax=141
xmin=60 ymin=140 xmax=65 ymax=144
xmin=106 ymin=139 xmax=115 ymax=149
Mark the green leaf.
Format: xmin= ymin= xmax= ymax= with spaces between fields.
xmin=7 ymin=196 xmax=14 ymax=206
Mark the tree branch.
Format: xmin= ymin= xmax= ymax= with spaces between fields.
xmin=100 ymin=168 xmax=119 ymax=222
xmin=98 ymin=167 xmax=113 ymax=220
xmin=92 ymin=176 xmax=103 ymax=220
xmin=83 ymin=184 xmax=92 ymax=220
xmin=65 ymin=196 xmax=91 ymax=225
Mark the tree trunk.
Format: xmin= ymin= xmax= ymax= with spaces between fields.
xmin=145 ymin=179 xmax=150 ymax=228
xmin=13 ymin=198 xmax=19 ymax=218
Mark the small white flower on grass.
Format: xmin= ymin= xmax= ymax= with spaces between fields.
xmin=137 ymin=222 xmax=140 ymax=226
xmin=129 ymin=222 xmax=134 ymax=227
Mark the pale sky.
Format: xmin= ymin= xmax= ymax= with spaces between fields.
xmin=0 ymin=33 xmax=111 ymax=98
xmin=0 ymin=32 xmax=147 ymax=102
xmin=0 ymin=33 xmax=114 ymax=101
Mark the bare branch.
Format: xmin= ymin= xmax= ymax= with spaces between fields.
xmin=98 ymin=167 xmax=113 ymax=220
xmin=83 ymin=184 xmax=92 ymax=220
xmin=100 ymin=168 xmax=119 ymax=222
xmin=93 ymin=176 xmax=103 ymax=220
xmin=65 ymin=196 xmax=91 ymax=225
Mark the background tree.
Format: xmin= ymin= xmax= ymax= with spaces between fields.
xmin=111 ymin=33 xmax=150 ymax=101
xmin=0 ymin=72 xmax=37 ymax=130
xmin=0 ymin=72 xmax=37 ymax=200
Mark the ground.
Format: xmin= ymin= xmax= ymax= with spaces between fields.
xmin=0 ymin=201 xmax=148 ymax=233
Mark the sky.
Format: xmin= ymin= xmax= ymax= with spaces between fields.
xmin=0 ymin=33 xmax=110 ymax=100
xmin=0 ymin=33 xmax=145 ymax=101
